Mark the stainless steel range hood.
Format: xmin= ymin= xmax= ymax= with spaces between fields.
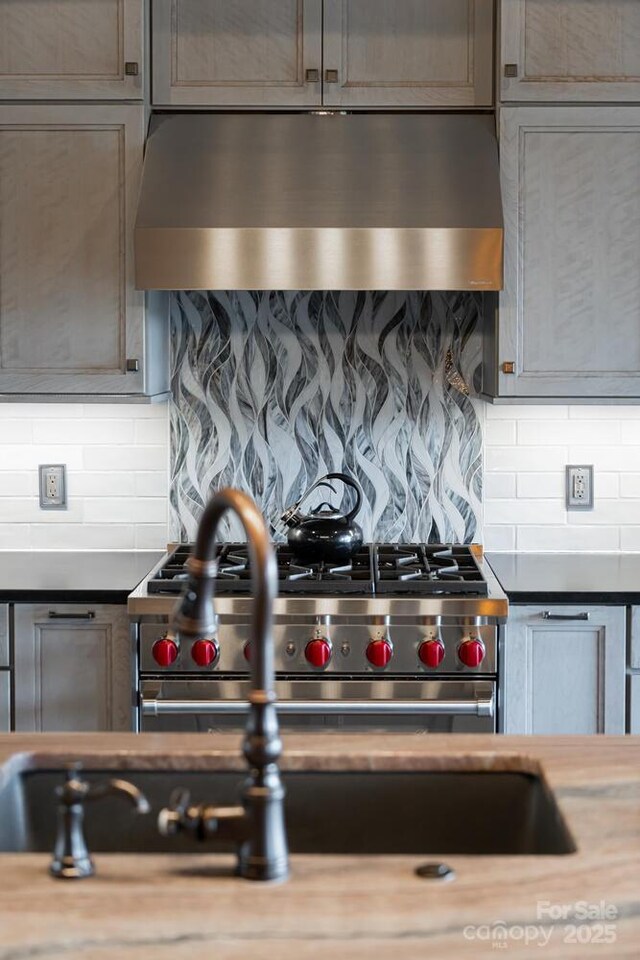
xmin=135 ymin=113 xmax=503 ymax=291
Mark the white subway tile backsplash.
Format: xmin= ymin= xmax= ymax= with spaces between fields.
xmin=485 ymin=404 xmax=640 ymax=551
xmin=486 ymin=445 xmax=569 ymax=472
xmin=31 ymin=523 xmax=136 ymax=550
xmin=486 ymin=404 xmax=569 ymax=419
xmin=84 ymin=445 xmax=167 ymax=472
xmin=484 ymin=420 xmax=516 ymax=445
xmin=518 ymin=419 xmax=621 ymax=445
xmin=0 ymin=524 xmax=32 ymax=549
xmin=620 ymin=527 xmax=640 ymax=552
xmin=32 ymin=419 xmax=135 ymax=445
xmin=483 ymin=525 xmax=516 ymax=551
xmin=71 ymin=472 xmax=137 ymax=497
xmin=134 ymin=419 xmax=168 ymax=444
xmin=569 ymin=405 xmax=640 ymax=419
xmin=135 ymin=524 xmax=169 ymax=549
xmin=484 ymin=473 xmax=517 ymax=499
xmin=517 ymin=525 xmax=620 ymax=552
xmin=0 ymin=472 xmax=38 ymax=496
xmin=620 ymin=422 xmax=640 ymax=444
xmin=134 ymin=472 xmax=168 ymax=497
xmin=484 ymin=499 xmax=566 ymax=525
xmin=620 ymin=474 xmax=640 ymax=498
xmin=84 ymin=497 xmax=167 ymax=524
xmin=0 ymin=403 xmax=169 ymax=550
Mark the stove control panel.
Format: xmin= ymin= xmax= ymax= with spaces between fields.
xmin=139 ymin=623 xmax=496 ymax=675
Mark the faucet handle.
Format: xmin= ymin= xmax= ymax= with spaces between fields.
xmin=158 ymin=788 xmax=193 ymax=837
xmin=50 ymin=764 xmax=150 ymax=880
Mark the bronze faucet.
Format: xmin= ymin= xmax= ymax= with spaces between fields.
xmin=158 ymin=488 xmax=289 ymax=882
xmin=51 ymin=764 xmax=150 ymax=879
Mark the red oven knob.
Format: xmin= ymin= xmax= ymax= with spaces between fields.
xmin=418 ymin=638 xmax=445 ymax=668
xmin=152 ymin=636 xmax=178 ymax=667
xmin=191 ymin=638 xmax=218 ymax=667
xmin=243 ymin=642 xmax=251 ymax=662
xmin=458 ymin=638 xmax=485 ymax=668
xmin=366 ymin=638 xmax=393 ymax=669
xmin=305 ymin=638 xmax=332 ymax=669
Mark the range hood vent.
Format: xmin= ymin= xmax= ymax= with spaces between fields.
xmin=135 ymin=112 xmax=503 ymax=291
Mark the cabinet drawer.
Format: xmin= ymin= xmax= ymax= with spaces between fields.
xmin=628 ymin=673 xmax=640 ymax=734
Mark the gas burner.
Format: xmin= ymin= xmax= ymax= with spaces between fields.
xmin=147 ymin=542 xmax=487 ymax=597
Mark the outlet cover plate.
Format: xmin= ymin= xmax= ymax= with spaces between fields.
xmin=566 ymin=465 xmax=594 ymax=511
xmin=39 ymin=464 xmax=67 ymax=510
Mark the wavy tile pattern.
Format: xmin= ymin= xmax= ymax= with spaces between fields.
xmin=169 ymin=291 xmax=483 ymax=544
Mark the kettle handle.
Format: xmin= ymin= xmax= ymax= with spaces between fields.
xmin=318 ymin=472 xmax=363 ymax=523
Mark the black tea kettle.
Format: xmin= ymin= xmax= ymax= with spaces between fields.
xmin=280 ymin=472 xmax=364 ymax=564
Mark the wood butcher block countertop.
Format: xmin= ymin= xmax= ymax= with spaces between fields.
xmin=1 ymin=732 xmax=640 ymax=958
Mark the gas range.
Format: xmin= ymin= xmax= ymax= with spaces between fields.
xmin=129 ymin=543 xmax=507 ymax=735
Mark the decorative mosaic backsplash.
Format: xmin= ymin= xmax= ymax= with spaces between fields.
xmin=169 ymin=291 xmax=483 ymax=544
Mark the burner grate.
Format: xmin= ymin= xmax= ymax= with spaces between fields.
xmin=147 ymin=543 xmax=487 ymax=597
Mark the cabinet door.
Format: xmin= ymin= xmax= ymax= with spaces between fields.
xmin=0 ymin=0 xmax=143 ymax=99
xmin=322 ymin=0 xmax=493 ymax=108
xmin=502 ymin=605 xmax=626 ymax=734
xmin=501 ymin=0 xmax=640 ymax=103
xmin=153 ymin=0 xmax=322 ymax=107
xmin=14 ymin=604 xmax=132 ymax=732
xmin=498 ymin=106 xmax=640 ymax=398
xmin=0 ymin=104 xmax=146 ymax=395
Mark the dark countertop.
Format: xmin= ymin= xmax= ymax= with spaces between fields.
xmin=0 ymin=551 xmax=163 ymax=603
xmin=487 ymin=552 xmax=640 ymax=604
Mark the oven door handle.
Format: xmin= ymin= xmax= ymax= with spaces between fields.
xmin=141 ymin=694 xmax=494 ymax=719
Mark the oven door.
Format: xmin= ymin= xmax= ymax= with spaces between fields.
xmin=140 ymin=678 xmax=496 ymax=734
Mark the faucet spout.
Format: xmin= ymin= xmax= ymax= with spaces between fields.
xmin=168 ymin=488 xmax=288 ymax=882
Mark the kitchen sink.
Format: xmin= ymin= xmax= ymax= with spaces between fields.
xmin=0 ymin=768 xmax=576 ymax=856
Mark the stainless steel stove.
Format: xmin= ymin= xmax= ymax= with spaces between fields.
xmin=129 ymin=543 xmax=508 ymax=734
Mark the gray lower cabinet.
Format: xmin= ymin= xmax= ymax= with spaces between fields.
xmin=486 ymin=106 xmax=640 ymax=399
xmin=502 ymin=605 xmax=626 ymax=734
xmin=0 ymin=605 xmax=8 ymax=732
xmin=627 ymin=607 xmax=640 ymax=733
xmin=13 ymin=604 xmax=132 ymax=732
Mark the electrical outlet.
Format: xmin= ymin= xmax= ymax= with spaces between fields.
xmin=39 ymin=464 xmax=67 ymax=510
xmin=566 ymin=465 xmax=593 ymax=511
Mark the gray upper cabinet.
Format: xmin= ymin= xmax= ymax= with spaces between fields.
xmin=502 ymin=605 xmax=626 ymax=734
xmin=323 ymin=0 xmax=493 ymax=108
xmin=0 ymin=103 xmax=166 ymax=397
xmin=152 ymin=0 xmax=493 ymax=109
xmin=152 ymin=0 xmax=323 ymax=107
xmin=0 ymin=0 xmax=144 ymax=99
xmin=501 ymin=0 xmax=640 ymax=103
xmin=486 ymin=105 xmax=640 ymax=399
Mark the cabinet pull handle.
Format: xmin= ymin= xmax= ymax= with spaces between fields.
xmin=305 ymin=68 xmax=320 ymax=82
xmin=325 ymin=69 xmax=339 ymax=83
xmin=48 ymin=611 xmax=96 ymax=621
xmin=504 ymin=63 xmax=518 ymax=78
xmin=541 ymin=611 xmax=589 ymax=621
xmin=124 ymin=61 xmax=139 ymax=77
